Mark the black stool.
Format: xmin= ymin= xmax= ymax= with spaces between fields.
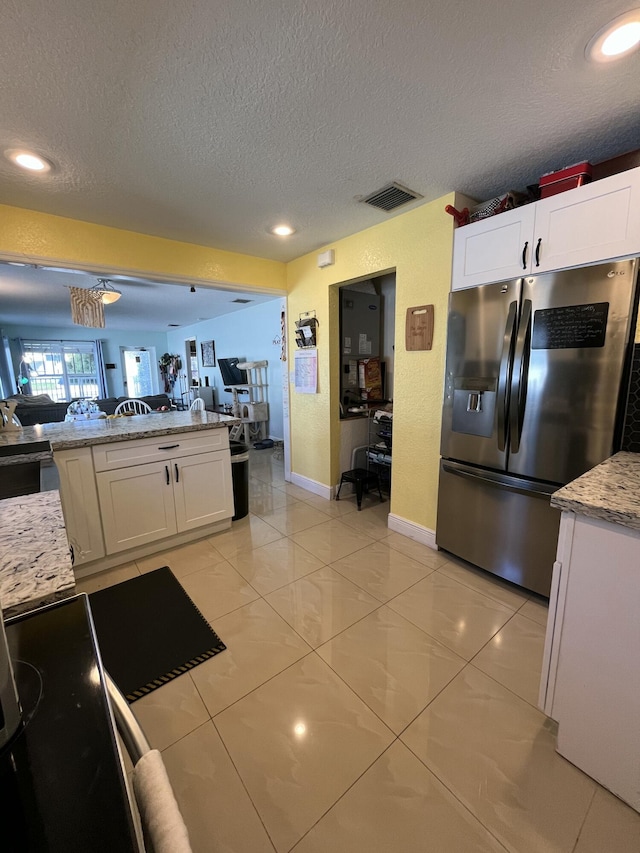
xmin=335 ymin=468 xmax=382 ymax=511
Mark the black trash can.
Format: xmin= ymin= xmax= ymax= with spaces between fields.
xmin=229 ymin=441 xmax=249 ymax=520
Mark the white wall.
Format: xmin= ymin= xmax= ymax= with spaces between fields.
xmin=166 ymin=298 xmax=285 ymax=440
xmin=3 ymin=324 xmax=169 ymax=398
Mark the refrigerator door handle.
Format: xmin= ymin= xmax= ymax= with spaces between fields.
xmin=509 ymin=298 xmax=532 ymax=453
xmin=497 ymin=300 xmax=518 ymax=451
xmin=441 ymin=460 xmax=558 ymax=498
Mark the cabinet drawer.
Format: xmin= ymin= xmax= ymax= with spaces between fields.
xmin=92 ymin=429 xmax=229 ymax=471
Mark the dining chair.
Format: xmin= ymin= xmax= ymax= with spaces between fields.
xmin=189 ymin=397 xmax=205 ymax=411
xmin=114 ymin=399 xmax=152 ymax=415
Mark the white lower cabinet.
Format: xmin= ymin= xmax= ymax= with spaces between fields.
xmin=96 ymin=450 xmax=233 ymax=554
xmin=539 ymin=511 xmax=640 ymax=812
xmin=54 ymin=446 xmax=105 ymax=566
xmin=172 ymin=450 xmax=233 ymax=531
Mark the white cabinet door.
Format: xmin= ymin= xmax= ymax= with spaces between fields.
xmin=54 ymin=447 xmax=105 ymax=565
xmin=173 ymin=450 xmax=234 ymax=531
xmin=97 ymin=461 xmax=177 ymax=554
xmin=534 ymin=167 xmax=640 ymax=273
xmin=451 ymin=204 xmax=536 ymax=289
xmin=451 ymin=167 xmax=640 ymax=290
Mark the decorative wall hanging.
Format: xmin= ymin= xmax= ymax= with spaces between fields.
xmin=69 ymin=286 xmax=105 ymax=328
xmin=201 ymin=340 xmax=216 ymax=367
xmin=405 ymin=304 xmax=434 ymax=351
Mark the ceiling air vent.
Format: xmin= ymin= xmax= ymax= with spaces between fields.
xmin=231 ymin=298 xmax=252 ymax=304
xmin=360 ymin=181 xmax=423 ymax=212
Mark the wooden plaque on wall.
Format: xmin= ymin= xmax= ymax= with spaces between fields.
xmin=405 ymin=304 xmax=434 ymax=351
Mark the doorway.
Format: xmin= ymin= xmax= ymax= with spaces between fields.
xmin=120 ymin=347 xmax=157 ymax=397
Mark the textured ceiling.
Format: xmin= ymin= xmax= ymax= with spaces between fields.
xmin=1 ymin=0 xmax=639 ymax=268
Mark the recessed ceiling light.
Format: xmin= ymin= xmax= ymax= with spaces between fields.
xmin=4 ymin=149 xmax=53 ymax=173
xmin=587 ymin=10 xmax=640 ymax=62
xmin=270 ymin=224 xmax=296 ymax=237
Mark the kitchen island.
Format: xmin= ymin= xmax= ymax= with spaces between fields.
xmin=1 ymin=411 xmax=239 ymax=577
xmin=539 ymin=451 xmax=640 ymax=813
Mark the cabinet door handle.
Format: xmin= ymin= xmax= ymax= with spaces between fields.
xmin=521 ymin=241 xmax=528 ymax=269
xmin=535 ymin=237 xmax=542 ymax=267
xmin=174 ymin=463 xmax=179 ymax=483
xmin=158 ymin=444 xmax=180 ymax=450
xmin=165 ymin=465 xmax=170 ymax=485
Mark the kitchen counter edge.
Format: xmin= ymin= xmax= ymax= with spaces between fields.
xmin=550 ymin=451 xmax=640 ymax=532
xmin=0 ymin=410 xmax=239 ymax=452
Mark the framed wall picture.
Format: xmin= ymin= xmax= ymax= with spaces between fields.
xmin=201 ymin=340 xmax=216 ymax=367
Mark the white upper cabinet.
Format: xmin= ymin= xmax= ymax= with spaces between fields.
xmin=451 ymin=204 xmax=536 ymax=289
xmin=452 ymin=167 xmax=640 ymax=289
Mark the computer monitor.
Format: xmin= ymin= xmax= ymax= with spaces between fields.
xmin=218 ymin=357 xmax=247 ymax=386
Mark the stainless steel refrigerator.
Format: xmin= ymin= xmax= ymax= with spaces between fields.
xmin=436 ymin=258 xmax=639 ymax=597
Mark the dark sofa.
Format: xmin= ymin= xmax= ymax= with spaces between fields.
xmin=10 ymin=394 xmax=173 ymax=426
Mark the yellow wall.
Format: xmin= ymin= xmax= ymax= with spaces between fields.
xmin=0 ymin=204 xmax=286 ymax=291
xmin=287 ymin=193 xmax=457 ymax=531
xmin=1 ymin=198 xmax=456 ymax=532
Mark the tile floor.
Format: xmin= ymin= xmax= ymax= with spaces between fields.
xmin=77 ymin=449 xmax=640 ymax=853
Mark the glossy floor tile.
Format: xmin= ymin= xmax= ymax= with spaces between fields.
xmin=189 ymin=598 xmax=312 ymax=716
xmin=437 ymin=553 xmax=529 ymax=610
xmin=258 ymin=501 xmax=332 ymax=535
xmin=87 ymin=449 xmax=640 ymax=853
xmin=329 ymin=539 xmax=433 ymax=602
xmin=208 ymin=513 xmax=282 ymax=558
xmin=573 ymin=787 xmax=640 ymax=853
xmin=290 ymin=517 xmax=375 ymax=564
xmin=384 ymin=531 xmax=447 ymax=569
xmin=136 ymin=537 xmax=226 ymax=578
xmin=472 ymin=611 xmax=546 ymax=707
xmin=291 ymin=741 xmax=507 ymax=852
xmin=178 ymin=559 xmax=260 ymax=622
xmin=401 ymin=665 xmax=596 ymax=853
xmin=388 ymin=571 xmax=515 ymax=660
xmin=131 ymin=672 xmax=209 ymax=751
xmin=228 ymin=537 xmax=325 ymax=594
xmin=75 ymin=561 xmax=139 ymax=594
xmin=214 ymin=653 xmax=394 ymax=852
xmin=265 ymin=565 xmax=381 ymax=648
xmin=162 ymin=721 xmax=277 ymax=853
xmin=317 ymin=606 xmax=465 ymax=733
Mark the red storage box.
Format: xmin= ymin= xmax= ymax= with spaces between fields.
xmin=539 ymin=162 xmax=592 ymax=198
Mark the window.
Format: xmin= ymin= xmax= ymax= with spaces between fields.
xmin=20 ymin=340 xmax=105 ymax=401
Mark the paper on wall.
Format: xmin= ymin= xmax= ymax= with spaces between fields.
xmin=294 ymin=348 xmax=318 ymax=393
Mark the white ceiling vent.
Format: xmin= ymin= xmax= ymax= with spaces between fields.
xmin=360 ymin=182 xmax=423 ymax=212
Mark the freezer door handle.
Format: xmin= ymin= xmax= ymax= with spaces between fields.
xmin=441 ymin=460 xmax=557 ymax=498
xmin=497 ymin=300 xmax=518 ymax=451
xmin=510 ymin=298 xmax=532 ymax=453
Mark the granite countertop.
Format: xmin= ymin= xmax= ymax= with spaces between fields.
xmin=0 ymin=449 xmax=53 ymax=467
xmin=551 ymin=452 xmax=640 ymax=532
xmin=0 ymin=490 xmax=75 ymax=618
xmin=0 ymin=410 xmax=239 ymax=453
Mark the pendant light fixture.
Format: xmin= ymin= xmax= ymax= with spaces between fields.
xmin=91 ymin=278 xmax=122 ymax=304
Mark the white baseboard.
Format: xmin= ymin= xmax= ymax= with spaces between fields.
xmin=388 ymin=513 xmax=438 ymax=550
xmin=289 ymin=471 xmax=333 ymax=500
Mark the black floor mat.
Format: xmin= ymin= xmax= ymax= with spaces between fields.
xmin=89 ymin=566 xmax=226 ymax=702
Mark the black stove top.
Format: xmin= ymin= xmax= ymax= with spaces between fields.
xmin=1 ymin=596 xmax=140 ymax=852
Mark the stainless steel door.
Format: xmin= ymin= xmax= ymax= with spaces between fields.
xmin=440 ymin=279 xmax=520 ymax=471
xmin=508 ymin=259 xmax=638 ymax=484
xmin=436 ymin=459 xmax=560 ymax=596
